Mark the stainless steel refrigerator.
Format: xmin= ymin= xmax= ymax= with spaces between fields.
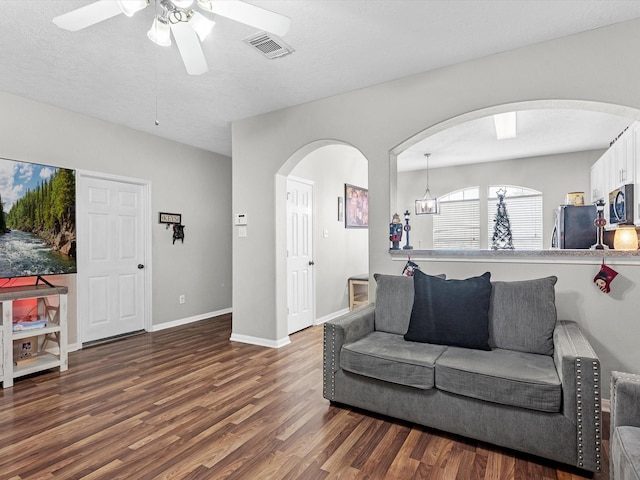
xmin=551 ymin=205 xmax=597 ymax=249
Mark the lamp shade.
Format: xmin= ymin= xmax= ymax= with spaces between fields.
xmin=147 ymin=18 xmax=172 ymax=46
xmin=613 ymin=226 xmax=639 ymax=250
xmin=415 ymin=195 xmax=438 ymax=215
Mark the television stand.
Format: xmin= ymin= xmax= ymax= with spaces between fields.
xmin=0 ymin=284 xmax=68 ymax=388
xmin=35 ymin=276 xmax=54 ymax=287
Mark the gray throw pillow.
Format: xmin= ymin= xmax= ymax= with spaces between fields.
xmin=488 ymin=276 xmax=558 ymax=355
xmin=373 ymin=272 xmax=446 ymax=334
xmin=373 ymin=274 xmax=414 ymax=334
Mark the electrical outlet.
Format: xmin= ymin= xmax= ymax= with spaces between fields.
xmin=179 ymin=294 xmax=186 ymax=304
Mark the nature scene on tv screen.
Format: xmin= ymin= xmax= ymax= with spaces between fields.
xmin=0 ymin=158 xmax=76 ymax=279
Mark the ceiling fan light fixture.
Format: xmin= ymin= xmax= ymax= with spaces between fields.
xmin=147 ymin=17 xmax=172 ymax=46
xmin=171 ymin=0 xmax=195 ymax=8
xmin=189 ymin=11 xmax=215 ymax=41
xmin=117 ymin=0 xmax=148 ymax=17
xmin=196 ymin=0 xmax=214 ymax=12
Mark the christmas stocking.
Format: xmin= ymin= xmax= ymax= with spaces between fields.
xmin=402 ymin=260 xmax=420 ymax=277
xmin=593 ymin=262 xmax=618 ymax=294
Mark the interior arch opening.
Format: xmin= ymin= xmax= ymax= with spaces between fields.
xmin=390 ymin=100 xmax=640 ymax=251
xmin=276 ymin=141 xmax=369 ymax=338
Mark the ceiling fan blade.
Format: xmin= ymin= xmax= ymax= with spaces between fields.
xmin=170 ymin=22 xmax=209 ymax=75
xmin=52 ymin=0 xmax=124 ymax=31
xmin=199 ymin=0 xmax=291 ymax=37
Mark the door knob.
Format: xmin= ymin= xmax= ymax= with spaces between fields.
xmin=308 ymin=261 xmax=315 ymax=266
xmin=138 ymin=264 xmax=145 ymax=269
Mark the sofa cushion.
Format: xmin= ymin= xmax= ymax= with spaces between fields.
xmin=612 ymin=426 xmax=640 ymax=480
xmin=340 ymin=331 xmax=447 ymax=390
xmin=404 ymin=270 xmax=492 ymax=351
xmin=488 ymin=276 xmax=558 ymax=355
xmin=373 ymin=273 xmax=445 ymax=334
xmin=435 ymin=347 xmax=561 ymax=412
xmin=373 ymin=274 xmax=415 ymax=334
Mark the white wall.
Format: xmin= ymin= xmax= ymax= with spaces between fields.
xmin=398 ymin=150 xmax=603 ymax=249
xmin=232 ymin=18 xmax=640 ymax=398
xmin=0 ymin=91 xmax=232 ymax=345
xmin=290 ymin=144 xmax=368 ymax=318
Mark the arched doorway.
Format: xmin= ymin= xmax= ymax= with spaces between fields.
xmin=276 ymin=141 xmax=369 ymax=338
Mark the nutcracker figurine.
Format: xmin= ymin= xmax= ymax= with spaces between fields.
xmin=389 ymin=213 xmax=403 ymax=250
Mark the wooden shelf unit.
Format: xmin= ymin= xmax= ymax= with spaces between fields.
xmin=0 ymin=284 xmax=68 ymax=388
xmin=348 ymin=274 xmax=369 ymax=311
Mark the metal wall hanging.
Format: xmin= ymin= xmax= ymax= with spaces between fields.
xmin=159 ymin=212 xmax=185 ymax=244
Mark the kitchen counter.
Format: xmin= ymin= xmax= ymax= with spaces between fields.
xmin=389 ymin=248 xmax=640 ymax=265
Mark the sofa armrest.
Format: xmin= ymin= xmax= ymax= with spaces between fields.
xmin=611 ymin=371 xmax=640 ymax=430
xmin=553 ymin=320 xmax=602 ymax=472
xmin=323 ymin=304 xmax=375 ymax=401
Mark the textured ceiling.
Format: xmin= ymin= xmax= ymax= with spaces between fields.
xmin=399 ymin=109 xmax=634 ymax=172
xmin=2 ymin=1 xmax=640 ymax=158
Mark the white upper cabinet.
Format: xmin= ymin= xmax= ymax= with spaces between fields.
xmin=590 ymin=154 xmax=607 ymax=203
xmin=610 ymin=126 xmax=635 ymax=189
xmin=591 ymin=121 xmax=639 ymax=226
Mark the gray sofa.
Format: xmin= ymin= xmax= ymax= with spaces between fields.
xmin=323 ymin=272 xmax=603 ymax=472
xmin=611 ymin=371 xmax=640 ymax=480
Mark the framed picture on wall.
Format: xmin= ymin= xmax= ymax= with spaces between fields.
xmin=345 ymin=184 xmax=368 ymax=228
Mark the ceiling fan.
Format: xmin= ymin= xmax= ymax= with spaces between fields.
xmin=52 ymin=0 xmax=291 ymax=75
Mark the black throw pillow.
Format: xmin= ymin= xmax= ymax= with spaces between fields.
xmin=404 ymin=270 xmax=492 ymax=350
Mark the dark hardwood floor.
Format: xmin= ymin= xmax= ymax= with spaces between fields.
xmin=0 ymin=315 xmax=609 ymax=479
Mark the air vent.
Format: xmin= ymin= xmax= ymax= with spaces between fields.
xmin=243 ymin=32 xmax=294 ymax=59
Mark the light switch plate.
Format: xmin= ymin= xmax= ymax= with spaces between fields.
xmin=235 ymin=214 xmax=247 ymax=226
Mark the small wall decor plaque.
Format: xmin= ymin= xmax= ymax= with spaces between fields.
xmin=159 ymin=212 xmax=182 ymax=224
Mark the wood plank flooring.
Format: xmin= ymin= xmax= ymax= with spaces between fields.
xmin=0 ymin=315 xmax=609 ymax=479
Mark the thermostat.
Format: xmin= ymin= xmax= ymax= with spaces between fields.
xmin=235 ymin=214 xmax=247 ymax=226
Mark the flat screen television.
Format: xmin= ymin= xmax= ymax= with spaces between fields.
xmin=0 ymin=157 xmax=76 ymax=281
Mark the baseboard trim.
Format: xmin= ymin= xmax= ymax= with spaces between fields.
xmin=315 ymin=308 xmax=349 ymax=325
xmin=229 ymin=333 xmax=291 ymax=348
xmin=151 ymin=308 xmax=232 ymax=332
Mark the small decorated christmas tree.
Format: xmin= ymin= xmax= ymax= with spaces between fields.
xmin=491 ymin=188 xmax=514 ymax=250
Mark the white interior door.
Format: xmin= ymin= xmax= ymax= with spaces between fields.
xmin=78 ymin=174 xmax=149 ymax=344
xmin=287 ymin=178 xmax=314 ymax=334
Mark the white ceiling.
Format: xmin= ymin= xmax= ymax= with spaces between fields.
xmin=2 ymin=1 xmax=640 ymax=158
xmin=398 ymin=109 xmax=634 ymax=172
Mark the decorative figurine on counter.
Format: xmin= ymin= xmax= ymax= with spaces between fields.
xmin=403 ymin=210 xmax=413 ymax=250
xmin=590 ymin=199 xmax=609 ymax=250
xmin=389 ymin=213 xmax=403 ymax=250
xmin=594 ymin=260 xmax=618 ymax=293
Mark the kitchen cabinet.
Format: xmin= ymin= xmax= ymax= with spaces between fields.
xmin=633 ymin=126 xmax=640 ymax=225
xmin=590 ymin=154 xmax=607 ymax=202
xmin=590 ymin=121 xmax=640 ymax=226
xmin=610 ymin=127 xmax=635 ymax=189
xmin=0 ymin=284 xmax=68 ymax=388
